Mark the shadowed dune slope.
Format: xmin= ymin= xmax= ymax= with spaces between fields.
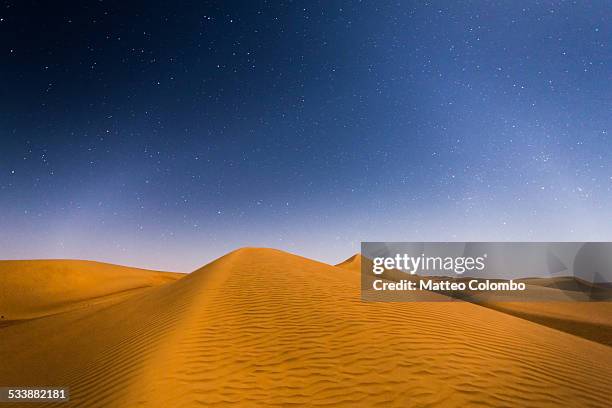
xmin=0 ymin=248 xmax=611 ymax=407
xmin=482 ymin=301 xmax=612 ymax=347
xmin=0 ymin=260 xmax=183 ymax=320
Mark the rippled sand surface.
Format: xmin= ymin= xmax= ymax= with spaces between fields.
xmin=0 ymin=249 xmax=610 ymax=407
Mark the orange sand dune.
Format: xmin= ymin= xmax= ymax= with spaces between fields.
xmin=335 ymin=253 xmax=362 ymax=271
xmin=0 ymin=260 xmax=182 ymax=320
xmin=0 ymin=248 xmax=611 ymax=407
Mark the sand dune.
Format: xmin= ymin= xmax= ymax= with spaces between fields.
xmin=0 ymin=260 xmax=182 ymax=320
xmin=335 ymin=253 xmax=362 ymax=271
xmin=0 ymin=249 xmax=611 ymax=407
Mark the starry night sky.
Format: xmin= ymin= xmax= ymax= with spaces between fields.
xmin=0 ymin=1 xmax=610 ymax=271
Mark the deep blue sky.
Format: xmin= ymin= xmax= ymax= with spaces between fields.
xmin=0 ymin=1 xmax=610 ymax=271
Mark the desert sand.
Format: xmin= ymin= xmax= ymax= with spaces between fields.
xmin=0 ymin=260 xmax=182 ymax=320
xmin=0 ymin=249 xmax=611 ymax=407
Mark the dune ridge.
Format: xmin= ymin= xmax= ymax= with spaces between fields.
xmin=0 ymin=248 xmax=611 ymax=407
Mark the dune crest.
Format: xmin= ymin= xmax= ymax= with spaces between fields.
xmin=0 ymin=248 xmax=611 ymax=407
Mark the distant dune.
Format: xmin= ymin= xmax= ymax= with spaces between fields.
xmin=335 ymin=253 xmax=362 ymax=271
xmin=0 ymin=249 xmax=611 ymax=407
xmin=0 ymin=260 xmax=182 ymax=320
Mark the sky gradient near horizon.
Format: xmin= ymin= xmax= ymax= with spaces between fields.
xmin=0 ymin=1 xmax=610 ymax=271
